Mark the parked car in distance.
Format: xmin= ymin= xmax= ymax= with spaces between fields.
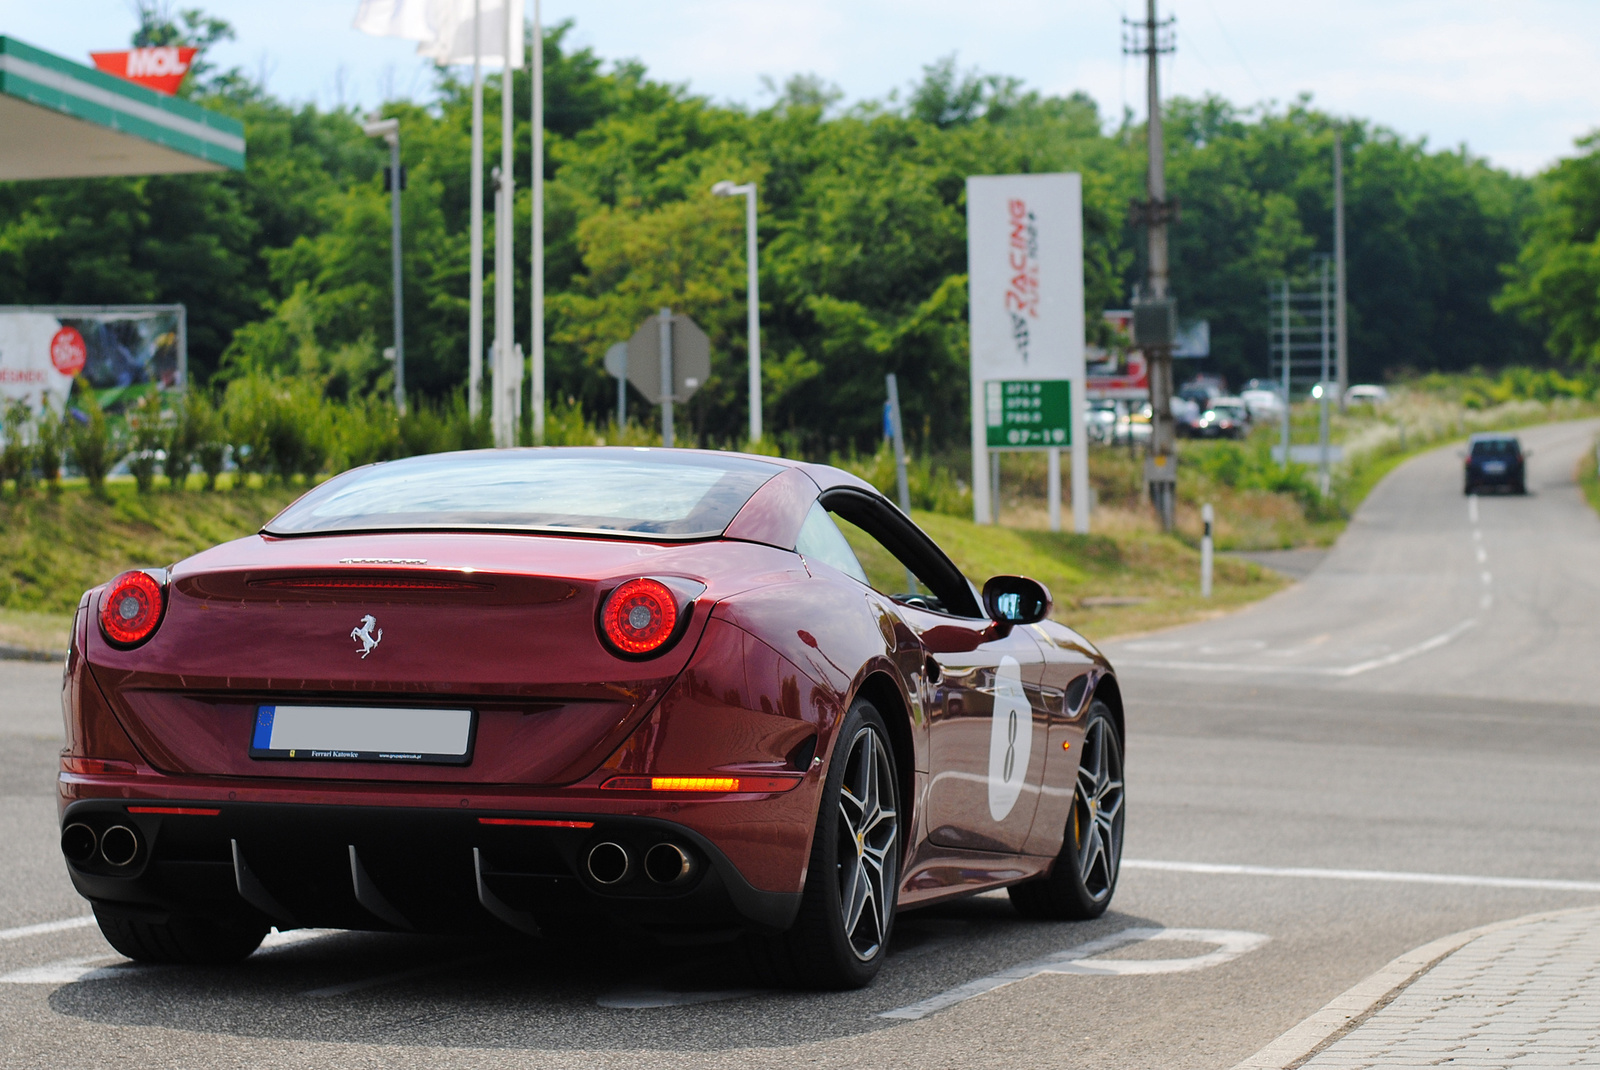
xmin=1178 ymin=376 xmax=1225 ymax=409
xmin=1463 ymin=433 xmax=1528 ymax=495
xmin=1087 ymin=399 xmax=1119 ymax=443
xmin=1239 ymin=386 xmax=1285 ymax=422
xmin=1344 ymin=384 xmax=1390 ymax=406
xmin=1181 ymin=397 xmax=1250 ymax=440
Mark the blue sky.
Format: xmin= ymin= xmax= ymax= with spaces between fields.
xmin=7 ymin=0 xmax=1599 ymax=173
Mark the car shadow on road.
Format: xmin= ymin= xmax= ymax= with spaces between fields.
xmin=47 ymin=898 xmax=1162 ymax=1051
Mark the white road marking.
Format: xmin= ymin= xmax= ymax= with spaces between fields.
xmin=1125 ymin=859 xmax=1600 ymax=893
xmin=0 ymin=916 xmax=94 ymax=942
xmin=1481 ymin=594 xmax=1493 ymax=610
xmin=1469 ymin=495 xmax=1479 ymax=523
xmin=1115 ymin=619 xmax=1477 ymax=677
xmin=0 ymin=956 xmax=147 ymax=985
xmin=1475 ymin=546 xmax=1487 ymax=563
xmin=1480 ymin=571 xmax=1492 ymax=585
xmin=878 ymin=927 xmax=1269 ymax=1021
xmin=1472 ymin=529 xmax=1482 ymax=542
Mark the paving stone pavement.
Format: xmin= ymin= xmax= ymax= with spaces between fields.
xmin=1302 ymin=908 xmax=1600 ymax=1068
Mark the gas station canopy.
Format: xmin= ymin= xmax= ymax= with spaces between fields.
xmin=0 ymin=36 xmax=243 ymax=181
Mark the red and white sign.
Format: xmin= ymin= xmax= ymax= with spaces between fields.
xmin=1087 ymin=310 xmax=1149 ymax=399
xmin=89 ymin=47 xmax=198 ymax=95
xmin=49 ymin=327 xmax=87 ymax=377
xmin=0 ymin=313 xmax=76 ymax=414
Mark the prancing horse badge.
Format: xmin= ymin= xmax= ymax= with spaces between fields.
xmin=351 ymin=614 xmax=383 ymax=658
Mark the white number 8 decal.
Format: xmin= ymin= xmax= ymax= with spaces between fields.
xmin=988 ymin=656 xmax=1032 ymax=821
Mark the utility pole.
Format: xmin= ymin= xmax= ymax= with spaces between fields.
xmin=530 ymin=0 xmax=545 ymax=442
xmin=468 ymin=0 xmax=483 ymax=421
xmin=1125 ymin=0 xmax=1178 ymax=531
xmin=362 ymin=116 xmax=405 ymax=415
xmin=1334 ymin=127 xmax=1349 ymax=409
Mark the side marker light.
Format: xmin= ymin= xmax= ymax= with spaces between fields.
xmin=126 ymin=806 xmax=220 ymax=816
xmin=600 ymin=775 xmax=804 ymax=793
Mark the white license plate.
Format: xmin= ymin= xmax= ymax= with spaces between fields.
xmin=1483 ymin=461 xmax=1506 ymax=474
xmin=250 ymin=705 xmax=475 ymax=764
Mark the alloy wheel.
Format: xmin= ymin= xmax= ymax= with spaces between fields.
xmin=1072 ymin=716 xmax=1125 ymax=901
xmin=835 ymin=725 xmax=898 ymax=961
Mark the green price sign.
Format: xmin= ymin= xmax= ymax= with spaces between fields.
xmin=984 ymin=379 xmax=1072 ymax=448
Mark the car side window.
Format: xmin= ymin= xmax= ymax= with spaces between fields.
xmin=795 ymin=501 xmax=869 ymax=584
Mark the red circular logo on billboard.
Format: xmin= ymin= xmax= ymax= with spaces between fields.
xmin=49 ymin=327 xmax=87 ymax=376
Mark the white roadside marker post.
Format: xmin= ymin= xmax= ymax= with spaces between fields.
xmin=1201 ymin=502 xmax=1214 ymax=598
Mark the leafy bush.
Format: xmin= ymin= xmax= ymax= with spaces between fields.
xmin=35 ymin=400 xmax=64 ymax=489
xmin=832 ymin=441 xmax=973 ymax=516
xmin=0 ymin=401 xmax=34 ymax=495
xmin=67 ymin=383 xmax=118 ymax=496
xmin=125 ymin=394 xmax=164 ymax=494
xmin=163 ymin=395 xmax=198 ymax=490
xmin=188 ymin=392 xmax=228 ymax=491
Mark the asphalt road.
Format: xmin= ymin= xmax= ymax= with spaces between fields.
xmin=3 ymin=419 xmax=1599 ymax=1069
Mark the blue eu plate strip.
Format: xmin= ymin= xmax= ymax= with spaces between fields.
xmin=252 ymin=707 xmax=275 ymax=751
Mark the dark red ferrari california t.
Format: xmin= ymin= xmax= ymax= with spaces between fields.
xmin=59 ymin=447 xmax=1125 ymax=988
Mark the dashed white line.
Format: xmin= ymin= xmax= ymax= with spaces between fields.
xmin=1116 ymin=619 xmax=1477 ymax=678
xmin=1475 ymin=546 xmax=1487 ymax=563
xmin=1124 ymin=859 xmax=1600 ymax=893
xmin=1480 ymin=571 xmax=1492 ymax=585
xmin=1469 ymin=495 xmax=1479 ymax=523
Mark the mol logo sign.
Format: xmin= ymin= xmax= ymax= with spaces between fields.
xmin=89 ymin=47 xmax=198 ymax=96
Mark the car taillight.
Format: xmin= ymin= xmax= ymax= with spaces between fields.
xmin=600 ymin=578 xmax=679 ymax=656
xmin=98 ymin=570 xmax=165 ymax=647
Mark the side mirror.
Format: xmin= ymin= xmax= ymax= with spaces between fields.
xmin=982 ymin=575 xmax=1052 ymax=626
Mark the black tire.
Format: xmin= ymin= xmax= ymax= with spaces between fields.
xmin=747 ymin=699 xmax=900 ymax=989
xmin=93 ymin=905 xmax=268 ymax=965
xmin=1009 ymin=701 xmax=1125 ymax=921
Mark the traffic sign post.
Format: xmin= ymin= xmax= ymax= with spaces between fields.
xmin=603 ymin=342 xmax=627 ymax=425
xmin=623 ymin=309 xmax=711 ymax=447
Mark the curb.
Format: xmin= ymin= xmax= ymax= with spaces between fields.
xmin=1229 ymin=905 xmax=1600 ymax=1070
xmin=0 ymin=644 xmax=63 ymax=663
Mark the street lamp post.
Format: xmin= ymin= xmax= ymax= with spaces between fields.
xmin=363 ymin=116 xmax=405 ymax=415
xmin=712 ymin=180 xmax=760 ymax=445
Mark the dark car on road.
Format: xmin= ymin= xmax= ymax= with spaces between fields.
xmin=1463 ymin=434 xmax=1527 ymax=495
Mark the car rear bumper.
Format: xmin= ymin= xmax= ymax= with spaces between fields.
xmin=59 ymin=793 xmax=803 ymax=940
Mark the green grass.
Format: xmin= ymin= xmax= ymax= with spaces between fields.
xmin=842 ymin=509 xmax=1286 ymax=641
xmin=0 ymin=478 xmax=304 ymax=650
xmin=1579 ymin=436 xmax=1600 ymax=518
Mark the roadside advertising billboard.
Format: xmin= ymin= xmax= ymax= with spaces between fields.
xmin=0 ymin=305 xmax=186 ymax=416
xmin=965 ymin=173 xmax=1088 ymax=531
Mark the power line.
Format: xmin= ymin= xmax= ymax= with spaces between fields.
xmin=1196 ymin=0 xmax=1267 ymax=98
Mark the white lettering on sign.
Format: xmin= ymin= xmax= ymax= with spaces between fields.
xmin=987 ymin=655 xmax=1032 ymax=821
xmin=126 ymin=48 xmax=189 ymax=78
xmin=879 ymin=927 xmax=1271 ymax=1020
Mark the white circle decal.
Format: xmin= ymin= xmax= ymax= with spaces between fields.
xmin=987 ymin=655 xmax=1032 ymax=821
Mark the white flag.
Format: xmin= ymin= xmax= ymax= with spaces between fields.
xmin=353 ymin=0 xmax=524 ymax=68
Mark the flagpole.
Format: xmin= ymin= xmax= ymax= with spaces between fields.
xmin=468 ymin=0 xmax=484 ymax=421
xmin=530 ymin=0 xmax=544 ymax=442
xmin=494 ymin=0 xmax=516 ymax=447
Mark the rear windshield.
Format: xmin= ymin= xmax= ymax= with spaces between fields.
xmin=264 ymin=448 xmax=783 ymax=539
xmin=1471 ymin=439 xmax=1519 ymax=457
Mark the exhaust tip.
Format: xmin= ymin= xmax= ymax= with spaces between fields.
xmin=585 ymin=841 xmax=632 ymax=885
xmin=61 ymin=823 xmax=98 ymax=864
xmin=99 ymin=825 xmax=139 ymax=867
xmin=644 ymin=842 xmax=694 ymax=885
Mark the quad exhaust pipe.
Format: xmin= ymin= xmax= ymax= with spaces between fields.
xmin=585 ymin=842 xmax=632 ymax=885
xmin=60 ymin=823 xmax=98 ymax=864
xmin=63 ymin=822 xmax=140 ymax=867
xmin=643 ymin=842 xmax=694 ymax=885
xmin=99 ymin=825 xmax=140 ymax=867
xmin=585 ymin=841 xmax=696 ymax=885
